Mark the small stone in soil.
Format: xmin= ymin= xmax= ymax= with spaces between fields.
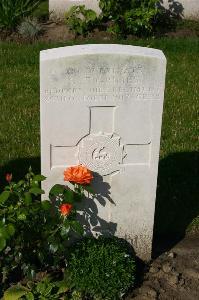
xmin=138 ymin=286 xmax=157 ymax=298
xmin=162 ymin=262 xmax=173 ymax=273
xmin=167 ymin=273 xmax=179 ymax=286
xmin=168 ymin=252 xmax=176 ymax=258
xmin=178 ymin=277 xmax=185 ymax=286
xmin=183 ymin=268 xmax=199 ymax=280
xmin=149 ymin=266 xmax=159 ymax=273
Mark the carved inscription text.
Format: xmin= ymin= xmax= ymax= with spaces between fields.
xmin=42 ymin=60 xmax=162 ymax=103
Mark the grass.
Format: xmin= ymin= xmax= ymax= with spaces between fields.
xmin=176 ymin=19 xmax=199 ymax=35
xmin=0 ymin=37 xmax=198 ymax=237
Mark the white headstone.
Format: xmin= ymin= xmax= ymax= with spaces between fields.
xmin=49 ymin=0 xmax=100 ymax=19
xmin=40 ymin=44 xmax=166 ymax=260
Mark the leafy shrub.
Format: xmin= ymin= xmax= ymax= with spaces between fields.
xmin=0 ymin=0 xmax=41 ymax=30
xmin=65 ymin=0 xmax=159 ymax=36
xmin=99 ymin=0 xmax=159 ymax=36
xmin=0 ymin=166 xmax=94 ymax=293
xmin=66 ymin=237 xmax=136 ymax=299
xmin=65 ymin=5 xmax=99 ymax=36
xmin=4 ymin=274 xmax=69 ymax=300
xmin=18 ymin=18 xmax=42 ymax=39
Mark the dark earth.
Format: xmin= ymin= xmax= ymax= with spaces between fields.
xmin=127 ymin=233 xmax=199 ymax=300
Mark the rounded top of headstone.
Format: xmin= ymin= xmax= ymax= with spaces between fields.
xmin=40 ymin=44 xmax=166 ymax=62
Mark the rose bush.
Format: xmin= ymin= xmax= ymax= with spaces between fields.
xmin=0 ymin=165 xmax=94 ymax=295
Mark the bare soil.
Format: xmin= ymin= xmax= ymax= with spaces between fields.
xmin=127 ymin=233 xmax=199 ymax=300
xmin=1 ymin=21 xmax=198 ymax=43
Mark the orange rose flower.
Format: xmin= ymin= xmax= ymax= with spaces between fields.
xmin=60 ymin=203 xmax=73 ymax=216
xmin=6 ymin=173 xmax=12 ymax=183
xmin=64 ymin=165 xmax=93 ymax=185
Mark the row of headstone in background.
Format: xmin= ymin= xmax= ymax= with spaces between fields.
xmin=40 ymin=44 xmax=166 ymax=261
xmin=49 ymin=0 xmax=199 ymax=20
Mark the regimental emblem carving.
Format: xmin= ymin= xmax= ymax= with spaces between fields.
xmin=79 ymin=134 xmax=124 ymax=176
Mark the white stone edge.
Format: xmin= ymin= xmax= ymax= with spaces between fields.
xmin=40 ymin=44 xmax=166 ymax=62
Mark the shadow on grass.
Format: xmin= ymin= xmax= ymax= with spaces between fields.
xmin=153 ymin=151 xmax=199 ymax=257
xmin=0 ymin=157 xmax=40 ymax=191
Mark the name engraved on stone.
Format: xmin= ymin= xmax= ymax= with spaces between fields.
xmin=41 ymin=61 xmax=162 ymax=103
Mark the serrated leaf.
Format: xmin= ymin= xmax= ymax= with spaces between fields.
xmin=60 ymin=224 xmax=70 ymax=237
xmin=24 ymin=192 xmax=32 ymax=205
xmin=4 ymin=285 xmax=29 ymax=300
xmin=0 ymin=191 xmax=10 ymax=204
xmin=29 ymin=187 xmax=45 ymax=196
xmin=49 ymin=184 xmax=64 ymax=198
xmin=56 ymin=281 xmax=69 ymax=294
xmin=84 ymin=185 xmax=95 ymax=195
xmin=36 ymin=282 xmax=46 ymax=294
xmin=25 ymin=292 xmax=34 ymax=300
xmin=41 ymin=200 xmax=51 ymax=211
xmin=42 ymin=284 xmax=53 ymax=296
xmin=71 ymin=221 xmax=84 ymax=236
xmin=0 ymin=237 xmax=6 ymax=251
xmin=17 ymin=180 xmax=25 ymax=187
xmin=7 ymin=224 xmax=15 ymax=236
xmin=63 ymin=189 xmax=74 ymax=204
xmin=32 ymin=175 xmax=46 ymax=182
xmin=49 ymin=242 xmax=58 ymax=253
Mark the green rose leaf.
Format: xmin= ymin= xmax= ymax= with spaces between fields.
xmin=16 ymin=180 xmax=25 ymax=187
xmin=63 ymin=189 xmax=74 ymax=204
xmin=60 ymin=223 xmax=70 ymax=237
xmin=41 ymin=200 xmax=51 ymax=211
xmin=0 ymin=191 xmax=10 ymax=204
xmin=4 ymin=285 xmax=29 ymax=300
xmin=71 ymin=221 xmax=84 ymax=236
xmin=29 ymin=187 xmax=45 ymax=196
xmin=49 ymin=184 xmax=65 ymax=198
xmin=84 ymin=185 xmax=95 ymax=195
xmin=32 ymin=175 xmax=46 ymax=182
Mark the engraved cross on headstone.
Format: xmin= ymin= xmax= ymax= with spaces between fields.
xmin=51 ymin=106 xmax=151 ymax=175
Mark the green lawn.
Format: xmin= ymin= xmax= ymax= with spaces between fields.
xmin=0 ymin=38 xmax=198 ymax=237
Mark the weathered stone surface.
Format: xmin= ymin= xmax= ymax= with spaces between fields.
xmin=40 ymin=44 xmax=166 ymax=260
